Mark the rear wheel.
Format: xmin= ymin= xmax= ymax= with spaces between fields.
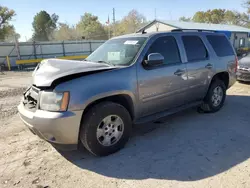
xmin=79 ymin=102 xmax=132 ymax=156
xmin=199 ymin=79 xmax=226 ymax=113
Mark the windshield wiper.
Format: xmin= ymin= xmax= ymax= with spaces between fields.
xmin=97 ymin=60 xmax=114 ymax=66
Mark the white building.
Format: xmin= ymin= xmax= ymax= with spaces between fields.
xmin=137 ymin=20 xmax=250 ymax=49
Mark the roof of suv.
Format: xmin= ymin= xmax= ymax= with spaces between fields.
xmin=112 ymin=30 xmax=222 ymax=39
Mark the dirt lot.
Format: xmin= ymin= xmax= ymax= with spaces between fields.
xmin=1 ymin=71 xmax=250 ymax=188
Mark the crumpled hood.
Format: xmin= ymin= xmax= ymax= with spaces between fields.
xmin=32 ymin=59 xmax=114 ymax=87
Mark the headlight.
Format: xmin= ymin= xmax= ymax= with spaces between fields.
xmin=40 ymin=91 xmax=69 ymax=111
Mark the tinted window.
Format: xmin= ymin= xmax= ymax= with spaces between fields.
xmin=148 ymin=36 xmax=181 ymax=64
xmin=206 ymin=35 xmax=234 ymax=57
xmin=182 ymin=36 xmax=208 ymax=62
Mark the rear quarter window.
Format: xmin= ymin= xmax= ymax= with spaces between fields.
xmin=206 ymin=35 xmax=234 ymax=57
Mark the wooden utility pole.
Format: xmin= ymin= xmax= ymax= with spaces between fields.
xmin=108 ymin=25 xmax=111 ymax=39
xmin=14 ymin=35 xmax=21 ymax=70
xmin=14 ymin=35 xmax=21 ymax=60
xmin=113 ymin=8 xmax=116 ymax=36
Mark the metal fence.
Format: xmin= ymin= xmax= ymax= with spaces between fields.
xmin=0 ymin=40 xmax=106 ymax=67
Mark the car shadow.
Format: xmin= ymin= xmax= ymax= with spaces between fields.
xmin=238 ymin=80 xmax=250 ymax=85
xmin=57 ymin=95 xmax=250 ymax=181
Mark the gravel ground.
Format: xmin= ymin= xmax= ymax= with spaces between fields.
xmin=0 ymin=72 xmax=31 ymax=126
xmin=1 ymin=71 xmax=250 ymax=188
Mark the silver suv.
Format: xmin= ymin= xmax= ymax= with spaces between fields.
xmin=18 ymin=30 xmax=237 ymax=156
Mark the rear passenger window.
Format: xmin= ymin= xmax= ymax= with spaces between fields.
xmin=206 ymin=35 xmax=234 ymax=57
xmin=148 ymin=36 xmax=181 ymax=65
xmin=182 ymin=36 xmax=208 ymax=62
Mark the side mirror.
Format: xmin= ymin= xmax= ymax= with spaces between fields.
xmin=144 ymin=53 xmax=164 ymax=67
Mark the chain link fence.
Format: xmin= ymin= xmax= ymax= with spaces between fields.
xmin=0 ymin=40 xmax=106 ymax=70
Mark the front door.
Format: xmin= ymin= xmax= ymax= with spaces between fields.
xmin=137 ymin=35 xmax=189 ymax=117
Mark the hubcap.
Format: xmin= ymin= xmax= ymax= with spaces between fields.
xmin=211 ymin=86 xmax=223 ymax=107
xmin=96 ymin=115 xmax=124 ymax=146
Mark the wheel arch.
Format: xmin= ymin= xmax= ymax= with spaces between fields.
xmin=82 ymin=94 xmax=135 ymax=120
xmin=203 ymin=71 xmax=229 ymax=100
xmin=77 ymin=93 xmax=135 ymax=147
xmin=210 ymin=71 xmax=229 ymax=89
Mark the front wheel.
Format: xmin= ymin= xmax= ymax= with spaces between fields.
xmin=199 ymin=79 xmax=226 ymax=113
xmin=79 ymin=102 xmax=132 ymax=156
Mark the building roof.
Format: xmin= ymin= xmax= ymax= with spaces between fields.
xmin=138 ymin=19 xmax=250 ymax=33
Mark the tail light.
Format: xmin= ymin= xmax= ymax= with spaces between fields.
xmin=235 ymin=56 xmax=238 ymax=73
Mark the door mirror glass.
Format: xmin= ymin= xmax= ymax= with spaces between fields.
xmin=144 ymin=53 xmax=164 ymax=67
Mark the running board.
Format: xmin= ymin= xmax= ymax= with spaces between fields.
xmin=134 ymin=101 xmax=202 ymax=125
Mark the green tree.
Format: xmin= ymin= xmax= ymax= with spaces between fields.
xmin=52 ymin=10 xmax=148 ymax=40
xmin=0 ymin=6 xmax=17 ymax=41
xmin=240 ymin=1 xmax=250 ymax=27
xmin=32 ymin=11 xmax=58 ymax=41
xmin=179 ymin=16 xmax=192 ymax=22
xmin=190 ymin=9 xmax=250 ymax=27
xmin=53 ymin=23 xmax=78 ymax=41
xmin=115 ymin=10 xmax=147 ymax=36
xmin=209 ymin=9 xmax=226 ymax=24
xmin=192 ymin=11 xmax=206 ymax=23
xmin=4 ymin=28 xmax=20 ymax=42
xmin=244 ymin=0 xmax=250 ymax=14
xmin=193 ymin=9 xmax=227 ymax=24
xmin=224 ymin=11 xmax=249 ymax=26
xmin=224 ymin=10 xmax=238 ymax=24
xmin=193 ymin=9 xmax=226 ymax=24
xmin=76 ymin=13 xmax=108 ymax=40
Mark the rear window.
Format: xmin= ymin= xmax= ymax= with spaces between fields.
xmin=182 ymin=36 xmax=208 ymax=62
xmin=206 ymin=35 xmax=234 ymax=57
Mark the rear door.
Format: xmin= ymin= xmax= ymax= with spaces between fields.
xmin=137 ymin=35 xmax=189 ymax=117
xmin=181 ymin=34 xmax=214 ymax=102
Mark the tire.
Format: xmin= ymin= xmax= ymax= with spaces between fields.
xmin=79 ymin=102 xmax=132 ymax=156
xmin=199 ymin=79 xmax=226 ymax=113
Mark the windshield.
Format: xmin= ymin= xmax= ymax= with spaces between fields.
xmin=86 ymin=37 xmax=147 ymax=66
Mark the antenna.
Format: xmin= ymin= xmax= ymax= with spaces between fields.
xmin=154 ymin=8 xmax=157 ymax=20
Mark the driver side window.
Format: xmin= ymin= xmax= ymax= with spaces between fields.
xmin=147 ymin=36 xmax=181 ymax=65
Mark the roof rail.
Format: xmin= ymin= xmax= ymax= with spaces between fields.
xmin=136 ymin=29 xmax=147 ymax=34
xmin=171 ymin=29 xmax=215 ymax=33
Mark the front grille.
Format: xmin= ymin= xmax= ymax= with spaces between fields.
xmin=238 ymin=67 xmax=250 ymax=71
xmin=23 ymin=86 xmax=40 ymax=111
xmin=238 ymin=72 xmax=250 ymax=80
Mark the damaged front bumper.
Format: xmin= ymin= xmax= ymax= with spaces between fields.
xmin=236 ymin=71 xmax=250 ymax=82
xmin=18 ymin=86 xmax=83 ymax=151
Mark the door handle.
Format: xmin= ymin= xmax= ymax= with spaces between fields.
xmin=174 ymin=69 xmax=185 ymax=76
xmin=205 ymin=63 xmax=213 ymax=69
